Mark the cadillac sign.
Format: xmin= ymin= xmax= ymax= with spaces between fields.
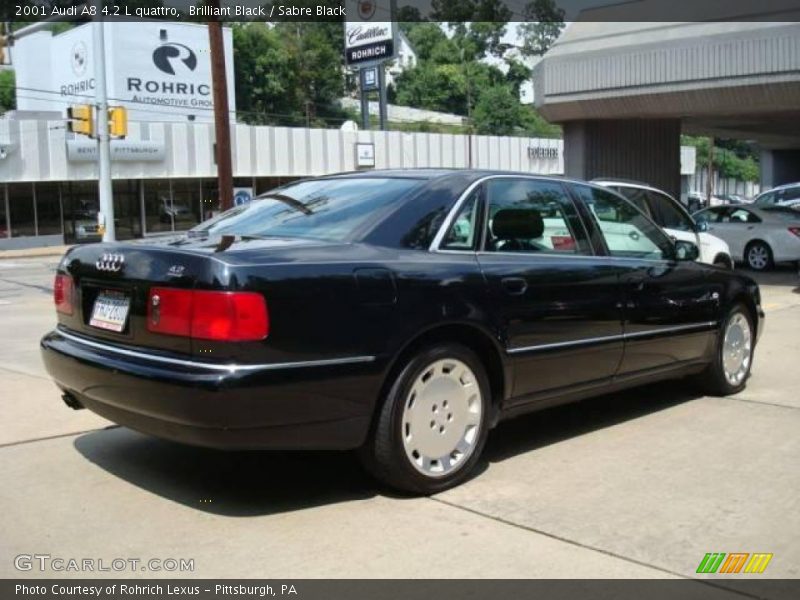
xmin=344 ymin=0 xmax=396 ymax=66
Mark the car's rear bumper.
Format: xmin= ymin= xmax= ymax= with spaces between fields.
xmin=41 ymin=328 xmax=383 ymax=450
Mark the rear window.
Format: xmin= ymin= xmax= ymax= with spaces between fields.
xmin=191 ymin=178 xmax=421 ymax=242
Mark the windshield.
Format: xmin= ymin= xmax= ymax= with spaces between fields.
xmin=191 ymin=178 xmax=421 ymax=242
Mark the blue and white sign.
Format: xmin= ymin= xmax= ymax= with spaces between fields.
xmin=233 ymin=187 xmax=253 ymax=206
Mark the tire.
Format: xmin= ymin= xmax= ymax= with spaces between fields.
xmin=713 ymin=255 xmax=733 ymax=270
xmin=697 ymin=303 xmax=754 ymax=396
xmin=745 ymin=241 xmax=773 ymax=271
xmin=360 ymin=343 xmax=491 ymax=494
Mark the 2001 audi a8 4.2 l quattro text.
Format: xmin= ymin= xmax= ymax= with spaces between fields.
xmin=42 ymin=170 xmax=764 ymax=494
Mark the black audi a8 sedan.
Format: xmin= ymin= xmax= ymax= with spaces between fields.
xmin=42 ymin=170 xmax=764 ymax=493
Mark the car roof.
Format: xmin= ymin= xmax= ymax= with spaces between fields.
xmin=759 ymin=182 xmax=800 ymax=195
xmin=591 ymin=178 xmax=678 ymax=199
xmin=318 ymin=168 xmax=593 ymax=186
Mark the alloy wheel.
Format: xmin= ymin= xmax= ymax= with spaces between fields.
xmin=722 ymin=312 xmax=752 ymax=386
xmin=400 ymin=358 xmax=482 ymax=478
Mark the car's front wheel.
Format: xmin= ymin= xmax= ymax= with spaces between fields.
xmin=360 ymin=344 xmax=490 ymax=494
xmin=698 ymin=303 xmax=754 ymax=396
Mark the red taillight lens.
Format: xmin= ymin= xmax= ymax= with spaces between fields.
xmin=147 ymin=288 xmax=269 ymax=342
xmin=788 ymin=227 xmax=800 ymax=239
xmin=53 ymin=274 xmax=74 ymax=315
xmin=148 ymin=287 xmax=193 ymax=337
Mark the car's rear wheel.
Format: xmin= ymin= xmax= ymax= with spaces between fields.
xmin=745 ymin=241 xmax=773 ymax=271
xmin=698 ymin=304 xmax=754 ymax=396
xmin=360 ymin=344 xmax=490 ymax=494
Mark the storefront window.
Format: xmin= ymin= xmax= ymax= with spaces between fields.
xmin=63 ymin=181 xmax=101 ymax=244
xmin=143 ymin=179 xmax=174 ymax=234
xmin=0 ymin=188 xmax=8 ymax=238
xmin=171 ymin=179 xmax=202 ymax=231
xmin=112 ymin=180 xmax=142 ymax=240
xmin=200 ymin=179 xmax=220 ymax=222
xmin=8 ymin=183 xmax=36 ymax=237
xmin=35 ymin=182 xmax=63 ymax=236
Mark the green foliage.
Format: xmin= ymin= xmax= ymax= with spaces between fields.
xmin=0 ymin=70 xmax=15 ymax=114
xmin=232 ymin=22 xmax=347 ymax=127
xmin=472 ymin=85 xmax=520 ymax=135
xmin=517 ymin=0 xmax=567 ymax=57
xmin=682 ymin=135 xmax=760 ymax=182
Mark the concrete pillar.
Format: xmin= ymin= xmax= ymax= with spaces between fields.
xmin=563 ymin=119 xmax=682 ymax=200
xmin=760 ymin=149 xmax=800 ymax=189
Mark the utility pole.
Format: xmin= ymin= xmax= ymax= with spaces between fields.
xmin=93 ymin=4 xmax=115 ymax=242
xmin=706 ymin=137 xmax=715 ymax=207
xmin=207 ymin=0 xmax=233 ymax=211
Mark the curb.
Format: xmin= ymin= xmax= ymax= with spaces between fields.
xmin=0 ymin=246 xmax=71 ymax=261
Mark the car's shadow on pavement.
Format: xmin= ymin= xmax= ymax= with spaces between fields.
xmin=73 ymin=379 xmax=702 ymax=515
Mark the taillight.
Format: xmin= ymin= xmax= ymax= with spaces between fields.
xmin=788 ymin=227 xmax=800 ymax=239
xmin=53 ymin=274 xmax=74 ymax=315
xmin=147 ymin=288 xmax=269 ymax=342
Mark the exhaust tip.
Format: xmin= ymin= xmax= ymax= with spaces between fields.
xmin=61 ymin=392 xmax=84 ymax=410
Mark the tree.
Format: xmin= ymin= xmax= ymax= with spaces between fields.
xmin=232 ymin=22 xmax=346 ymax=127
xmin=0 ymin=70 xmax=15 ymax=114
xmin=517 ymin=0 xmax=566 ymax=58
xmin=472 ymin=85 xmax=520 ymax=135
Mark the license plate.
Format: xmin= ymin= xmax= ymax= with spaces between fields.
xmin=89 ymin=291 xmax=131 ymax=333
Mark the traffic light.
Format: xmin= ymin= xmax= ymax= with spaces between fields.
xmin=67 ymin=105 xmax=94 ymax=137
xmin=108 ymin=106 xmax=128 ymax=138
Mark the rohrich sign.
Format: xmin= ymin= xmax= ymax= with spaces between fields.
xmin=344 ymin=0 xmax=396 ymax=66
xmin=14 ymin=22 xmax=235 ymax=124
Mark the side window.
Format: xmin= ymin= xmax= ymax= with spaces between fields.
xmin=614 ymin=187 xmax=654 ymax=220
xmin=574 ymin=185 xmax=674 ymax=260
xmin=647 ymin=191 xmax=694 ymax=232
xmin=695 ymin=208 xmax=725 ymax=224
xmin=724 ymin=208 xmax=761 ymax=224
xmin=484 ymin=179 xmax=581 ymax=254
xmin=784 ymin=187 xmax=800 ymax=201
xmin=756 ymin=191 xmax=775 ymax=206
xmin=441 ymin=190 xmax=481 ymax=250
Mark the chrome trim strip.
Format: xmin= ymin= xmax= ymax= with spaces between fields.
xmin=507 ymin=321 xmax=718 ymax=355
xmin=54 ymin=329 xmax=376 ymax=373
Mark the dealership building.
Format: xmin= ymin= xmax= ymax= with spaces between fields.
xmin=0 ymin=20 xmax=707 ymax=250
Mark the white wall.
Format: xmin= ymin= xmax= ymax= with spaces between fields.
xmin=0 ymin=120 xmax=565 ymax=183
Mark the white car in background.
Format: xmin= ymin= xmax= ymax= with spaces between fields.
xmin=594 ymin=179 xmax=733 ymax=269
xmin=754 ymin=182 xmax=800 ymax=208
xmin=692 ymin=205 xmax=800 ymax=271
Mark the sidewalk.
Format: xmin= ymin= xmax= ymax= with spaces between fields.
xmin=0 ymin=245 xmax=71 ymax=260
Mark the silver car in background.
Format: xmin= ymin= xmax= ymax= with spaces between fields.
xmin=693 ymin=205 xmax=800 ymax=271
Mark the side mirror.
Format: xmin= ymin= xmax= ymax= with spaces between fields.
xmin=674 ymin=240 xmax=700 ymax=262
xmin=695 ymin=220 xmax=709 ymax=233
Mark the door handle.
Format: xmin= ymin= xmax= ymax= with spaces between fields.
xmin=500 ymin=277 xmax=528 ymax=296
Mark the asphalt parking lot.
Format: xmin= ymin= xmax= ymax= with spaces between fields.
xmin=1 ymin=257 xmax=798 ymax=585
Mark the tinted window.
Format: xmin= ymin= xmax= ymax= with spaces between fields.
xmin=484 ymin=179 xmax=580 ymax=254
xmin=783 ymin=186 xmax=800 ymax=201
xmin=722 ymin=208 xmax=761 ymax=224
xmin=694 ymin=208 xmax=725 ymax=223
xmin=192 ymin=178 xmax=421 ymax=242
xmin=647 ymin=191 xmax=694 ymax=232
xmin=574 ymin=185 xmax=673 ymax=260
xmin=755 ymin=191 xmax=776 ymax=206
xmin=441 ymin=190 xmax=481 ymax=250
xmin=613 ymin=186 xmax=653 ymax=218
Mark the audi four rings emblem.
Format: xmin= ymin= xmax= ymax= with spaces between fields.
xmin=96 ymin=253 xmax=125 ymax=272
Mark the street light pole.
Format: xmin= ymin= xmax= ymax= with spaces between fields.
xmin=92 ymin=5 xmax=115 ymax=242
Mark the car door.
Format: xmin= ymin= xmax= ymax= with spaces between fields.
xmin=706 ymin=207 xmax=761 ymax=260
xmin=572 ymin=184 xmax=719 ymax=376
xmin=472 ymin=177 xmax=624 ymax=401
